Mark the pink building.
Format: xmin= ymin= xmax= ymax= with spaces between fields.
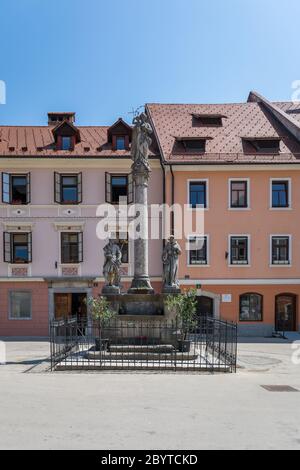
xmin=0 ymin=113 xmax=163 ymax=336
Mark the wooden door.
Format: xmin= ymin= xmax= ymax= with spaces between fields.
xmin=275 ymin=294 xmax=297 ymax=332
xmin=55 ymin=293 xmax=72 ymax=319
xmin=196 ymin=296 xmax=214 ymax=318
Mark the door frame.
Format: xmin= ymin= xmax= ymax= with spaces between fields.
xmin=49 ymin=286 xmax=93 ymax=322
xmin=196 ymin=290 xmax=221 ymax=319
xmin=275 ymin=293 xmax=297 ymax=332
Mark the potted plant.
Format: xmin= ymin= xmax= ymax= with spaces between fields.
xmin=165 ymin=289 xmax=197 ymax=352
xmin=87 ymin=296 xmax=116 ymax=351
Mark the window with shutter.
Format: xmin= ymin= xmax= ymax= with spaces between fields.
xmin=54 ymin=172 xmax=61 ymax=203
xmin=127 ymin=172 xmax=134 ymax=205
xmin=2 ymin=173 xmax=31 ymax=205
xmin=2 ymin=173 xmax=11 ymax=204
xmin=3 ymin=232 xmax=12 ymax=263
xmin=77 ymin=173 xmax=82 ymax=204
xmin=105 ymin=173 xmax=112 ymax=203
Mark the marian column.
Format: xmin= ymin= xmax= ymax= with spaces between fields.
xmin=128 ymin=113 xmax=154 ymax=294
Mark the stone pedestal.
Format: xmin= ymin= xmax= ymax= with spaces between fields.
xmin=102 ymin=285 xmax=121 ymax=295
xmin=162 ymin=285 xmax=181 ymax=295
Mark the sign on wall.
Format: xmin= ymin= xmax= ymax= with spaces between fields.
xmin=222 ymin=294 xmax=232 ymax=303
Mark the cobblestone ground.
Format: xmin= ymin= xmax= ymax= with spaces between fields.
xmin=0 ymin=336 xmax=300 ymax=450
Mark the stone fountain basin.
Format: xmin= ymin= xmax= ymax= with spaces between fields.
xmin=104 ymin=293 xmax=166 ymax=316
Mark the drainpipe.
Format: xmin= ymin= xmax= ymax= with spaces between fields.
xmin=170 ymin=165 xmax=175 ymax=235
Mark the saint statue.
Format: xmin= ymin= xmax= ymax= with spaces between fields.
xmin=162 ymin=236 xmax=182 ymax=292
xmin=103 ymin=239 xmax=122 ymax=289
xmin=131 ymin=112 xmax=153 ymax=171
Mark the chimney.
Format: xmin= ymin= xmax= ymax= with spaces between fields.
xmin=48 ymin=112 xmax=76 ymax=126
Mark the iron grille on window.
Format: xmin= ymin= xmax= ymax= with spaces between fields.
xmin=230 ymin=237 xmax=248 ymax=265
xmin=189 ymin=237 xmax=208 ymax=265
xmin=272 ymin=237 xmax=290 ymax=265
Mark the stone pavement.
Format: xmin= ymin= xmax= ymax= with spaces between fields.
xmin=0 ymin=337 xmax=300 ymax=450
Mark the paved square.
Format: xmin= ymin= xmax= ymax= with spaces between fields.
xmin=0 ymin=337 xmax=300 ymax=450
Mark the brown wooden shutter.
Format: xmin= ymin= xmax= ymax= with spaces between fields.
xmin=105 ymin=173 xmax=112 ymax=203
xmin=3 ymin=232 xmax=12 ymax=263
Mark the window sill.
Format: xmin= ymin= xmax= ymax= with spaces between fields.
xmin=8 ymin=317 xmax=32 ymax=321
xmin=60 ymin=263 xmax=82 ymax=266
xmin=239 ymin=320 xmax=263 ymax=323
xmin=187 ymin=264 xmax=210 ymax=268
xmin=187 ymin=206 xmax=209 ymax=211
xmin=9 ymin=262 xmax=31 ymax=266
xmin=269 ymin=264 xmax=292 ymax=268
xmin=228 ymin=264 xmax=251 ymax=268
xmin=228 ymin=207 xmax=251 ymax=211
xmin=269 ymin=207 xmax=292 ymax=211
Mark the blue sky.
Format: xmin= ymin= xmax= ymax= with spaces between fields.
xmin=0 ymin=0 xmax=299 ymax=125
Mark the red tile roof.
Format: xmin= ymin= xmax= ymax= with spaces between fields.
xmin=147 ymin=101 xmax=300 ymax=164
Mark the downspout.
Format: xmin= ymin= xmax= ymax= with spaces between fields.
xmin=170 ymin=164 xmax=175 ymax=236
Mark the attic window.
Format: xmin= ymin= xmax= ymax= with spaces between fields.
xmin=192 ymin=114 xmax=224 ymax=127
xmin=177 ymin=138 xmax=207 ymax=153
xmin=116 ymin=136 xmax=126 ymax=150
xmin=244 ymin=138 xmax=281 ymax=154
xmin=62 ymin=137 xmax=72 ymax=151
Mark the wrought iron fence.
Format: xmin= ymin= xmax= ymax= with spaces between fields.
xmin=50 ymin=316 xmax=237 ymax=373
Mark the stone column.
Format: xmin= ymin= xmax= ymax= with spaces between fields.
xmin=128 ymin=163 xmax=154 ymax=294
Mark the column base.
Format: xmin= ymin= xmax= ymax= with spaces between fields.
xmin=128 ymin=277 xmax=155 ymax=295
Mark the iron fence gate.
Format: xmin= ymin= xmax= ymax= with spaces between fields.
xmin=50 ymin=317 xmax=237 ymax=373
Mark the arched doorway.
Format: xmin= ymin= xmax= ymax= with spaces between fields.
xmin=275 ymin=294 xmax=297 ymax=332
xmin=196 ymin=296 xmax=214 ymax=319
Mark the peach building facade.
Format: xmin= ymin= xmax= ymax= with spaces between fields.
xmin=147 ymin=92 xmax=300 ymax=336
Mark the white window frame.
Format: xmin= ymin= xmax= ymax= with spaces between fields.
xmin=228 ymin=178 xmax=250 ymax=210
xmin=9 ymin=290 xmax=32 ymax=321
xmin=187 ymin=234 xmax=210 ymax=267
xmin=270 ymin=234 xmax=292 ymax=268
xmin=270 ymin=178 xmax=292 ymax=210
xmin=187 ymin=179 xmax=209 ymax=210
xmin=228 ymin=234 xmax=251 ymax=267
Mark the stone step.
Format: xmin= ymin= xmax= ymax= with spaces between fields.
xmin=109 ymin=344 xmax=176 ymax=354
xmin=85 ymin=351 xmax=198 ymax=361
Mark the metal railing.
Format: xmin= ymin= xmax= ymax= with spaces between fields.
xmin=50 ymin=317 xmax=237 ymax=373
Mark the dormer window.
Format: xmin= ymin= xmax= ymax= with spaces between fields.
xmin=176 ymin=137 xmax=208 ymax=153
xmin=243 ymin=138 xmax=281 ymax=154
xmin=52 ymin=120 xmax=80 ymax=151
xmin=192 ymin=114 xmax=225 ymax=127
xmin=116 ymin=136 xmax=126 ymax=150
xmin=107 ymin=118 xmax=132 ymax=151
